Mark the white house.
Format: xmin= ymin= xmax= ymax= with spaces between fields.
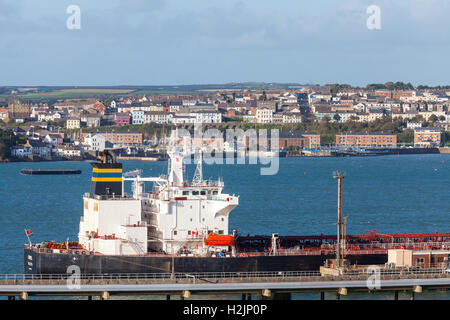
xmin=282 ymin=112 xmax=302 ymax=124
xmin=144 ymin=111 xmax=172 ymax=124
xmin=55 ymin=144 xmax=83 ymax=158
xmin=27 ymin=140 xmax=51 ymax=157
xmin=192 ymin=111 xmax=222 ymax=124
xmin=170 ymin=115 xmax=197 ymax=124
xmin=256 ymin=108 xmax=273 ymax=123
xmin=132 ymin=110 xmax=145 ymax=125
xmin=407 ymin=121 xmax=422 ymax=130
xmin=44 ymin=134 xmax=63 ymax=147
xmin=11 ymin=145 xmax=32 ymax=158
xmin=84 ymin=134 xmax=110 ymax=151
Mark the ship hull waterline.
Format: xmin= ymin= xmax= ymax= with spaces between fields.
xmin=24 ymin=248 xmax=387 ymax=274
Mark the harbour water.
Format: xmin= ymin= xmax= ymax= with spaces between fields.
xmin=1 ymin=154 xmax=450 ymax=299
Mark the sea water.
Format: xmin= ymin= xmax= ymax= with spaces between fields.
xmin=1 ymin=154 xmax=449 ymax=299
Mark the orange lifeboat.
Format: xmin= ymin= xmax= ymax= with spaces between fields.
xmin=203 ymin=233 xmax=236 ymax=246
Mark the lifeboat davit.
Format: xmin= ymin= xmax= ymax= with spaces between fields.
xmin=204 ymin=233 xmax=235 ymax=246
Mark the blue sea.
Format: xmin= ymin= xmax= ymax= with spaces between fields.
xmin=1 ymin=154 xmax=450 ymax=299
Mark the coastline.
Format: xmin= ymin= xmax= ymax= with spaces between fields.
xmin=2 ymin=147 xmax=446 ymax=162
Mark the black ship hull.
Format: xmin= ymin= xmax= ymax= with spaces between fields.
xmin=24 ymin=248 xmax=387 ymax=274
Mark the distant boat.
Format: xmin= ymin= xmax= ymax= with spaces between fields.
xmin=20 ymin=169 xmax=82 ymax=175
xmin=248 ymin=150 xmax=278 ymax=158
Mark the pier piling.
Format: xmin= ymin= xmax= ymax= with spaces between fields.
xmin=101 ymin=291 xmax=110 ymax=300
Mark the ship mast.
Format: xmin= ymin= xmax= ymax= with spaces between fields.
xmin=192 ymin=151 xmax=203 ymax=185
xmin=166 ymin=132 xmax=185 ymax=186
xmin=333 ymin=170 xmax=345 ymax=267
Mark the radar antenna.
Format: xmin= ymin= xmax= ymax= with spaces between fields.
xmin=192 ymin=151 xmax=203 ymax=186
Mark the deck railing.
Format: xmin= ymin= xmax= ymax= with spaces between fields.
xmin=2 ymin=268 xmax=450 ymax=283
xmin=0 ymin=271 xmax=322 ymax=282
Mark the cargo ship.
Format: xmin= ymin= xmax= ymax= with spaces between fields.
xmin=24 ymin=149 xmax=450 ymax=274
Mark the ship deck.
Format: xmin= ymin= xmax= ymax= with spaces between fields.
xmin=27 ymin=232 xmax=450 ymax=258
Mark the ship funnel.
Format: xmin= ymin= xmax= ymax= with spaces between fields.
xmin=90 ymin=150 xmax=123 ymax=198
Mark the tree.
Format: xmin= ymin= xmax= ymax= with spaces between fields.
xmin=333 ymin=114 xmax=341 ymax=122
xmin=412 ymin=115 xmax=424 ymax=122
xmin=429 ymin=114 xmax=438 ymax=123
xmin=397 ymin=129 xmax=414 ymax=144
xmin=0 ymin=129 xmax=19 ymax=160
xmin=0 ymin=141 xmax=9 ymax=160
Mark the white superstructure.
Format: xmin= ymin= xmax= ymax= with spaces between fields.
xmin=78 ymin=149 xmax=239 ymax=256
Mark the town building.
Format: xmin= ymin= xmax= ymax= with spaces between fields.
xmin=44 ymin=133 xmax=64 ymax=147
xmin=92 ymin=101 xmax=107 ymax=113
xmin=114 ymin=113 xmax=131 ymax=126
xmin=83 ymin=134 xmax=110 ymax=151
xmin=374 ymin=90 xmax=415 ymax=100
xmin=244 ymin=131 xmax=321 ymax=150
xmin=54 ymin=144 xmax=84 ymax=158
xmin=11 ymin=145 xmax=32 ymax=158
xmin=171 ymin=114 xmax=197 ymax=124
xmin=144 ymin=111 xmax=172 ymax=124
xmin=82 ymin=115 xmax=101 ymax=128
xmin=25 ymin=139 xmax=51 ymax=157
xmin=335 ymin=133 xmax=397 ymax=147
xmin=66 ymin=118 xmax=81 ymax=129
xmin=414 ymin=127 xmax=442 ymax=147
xmin=7 ymin=99 xmax=30 ymax=121
xmin=131 ymin=110 xmax=145 ymax=125
xmin=256 ymin=101 xmax=278 ymax=112
xmin=255 ymin=108 xmax=273 ymax=123
xmin=407 ymin=122 xmax=422 ymax=130
xmin=0 ymin=107 xmax=8 ymax=121
xmin=191 ymin=111 xmax=222 ymax=124
xmin=82 ymin=131 xmax=143 ymax=146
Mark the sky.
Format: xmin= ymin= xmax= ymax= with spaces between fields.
xmin=1 ymin=0 xmax=450 ymax=87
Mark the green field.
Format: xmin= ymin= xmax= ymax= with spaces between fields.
xmin=13 ymin=89 xmax=136 ymax=99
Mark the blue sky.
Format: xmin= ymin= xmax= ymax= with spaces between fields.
xmin=1 ymin=0 xmax=450 ymax=86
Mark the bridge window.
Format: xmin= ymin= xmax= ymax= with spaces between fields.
xmin=200 ymin=191 xmax=206 ymax=195
xmin=192 ymin=191 xmax=199 ymax=195
xmin=182 ymin=191 xmax=189 ymax=196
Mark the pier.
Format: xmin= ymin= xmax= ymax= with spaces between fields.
xmin=20 ymin=169 xmax=82 ymax=175
xmin=3 ymin=269 xmax=450 ymax=300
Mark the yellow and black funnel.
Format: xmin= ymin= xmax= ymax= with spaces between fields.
xmin=90 ymin=151 xmax=122 ymax=197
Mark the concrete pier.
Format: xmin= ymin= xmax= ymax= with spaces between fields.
xmin=1 ymin=272 xmax=450 ymax=300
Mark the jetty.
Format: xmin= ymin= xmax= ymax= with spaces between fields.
xmin=2 ymin=268 xmax=450 ymax=300
xmin=20 ymin=169 xmax=82 ymax=175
